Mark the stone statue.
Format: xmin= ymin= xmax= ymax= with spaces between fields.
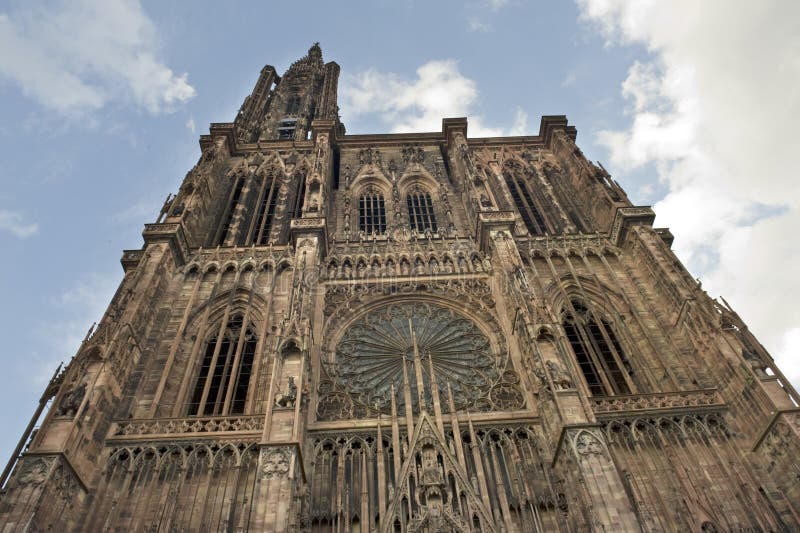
xmin=56 ymin=382 xmax=86 ymax=417
xmin=275 ymin=376 xmax=298 ymax=408
xmin=546 ymin=360 xmax=573 ymax=390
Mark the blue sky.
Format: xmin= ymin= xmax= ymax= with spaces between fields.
xmin=0 ymin=0 xmax=798 ymax=463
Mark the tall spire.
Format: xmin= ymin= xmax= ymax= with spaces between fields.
xmin=234 ymin=41 xmax=336 ymax=143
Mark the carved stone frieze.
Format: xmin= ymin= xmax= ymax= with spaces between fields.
xmin=591 ymin=389 xmax=724 ymax=418
xmin=323 ymin=277 xmax=496 ymax=332
xmin=109 ymin=415 xmax=264 ymax=441
xmin=12 ymin=456 xmax=55 ymax=487
xmin=322 ymin=237 xmax=491 ymax=281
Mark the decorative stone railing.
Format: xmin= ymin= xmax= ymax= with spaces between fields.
xmin=108 ymin=415 xmax=264 ymax=441
xmin=591 ymin=389 xmax=723 ymax=417
xmin=322 ymin=237 xmax=491 ymax=281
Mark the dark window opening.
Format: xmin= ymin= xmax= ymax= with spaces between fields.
xmin=503 ymin=172 xmax=547 ymax=235
xmin=286 ymin=95 xmax=301 ymax=115
xmin=278 ymin=117 xmax=297 ymax=140
xmin=406 ymin=191 xmax=437 ymax=233
xmin=359 ymin=192 xmax=387 ymax=235
xmin=187 ymin=313 xmax=256 ymax=416
xmin=250 ymin=179 xmax=279 ymax=245
xmin=332 ymin=148 xmax=341 ymax=189
xmin=217 ymin=176 xmax=244 ymax=245
xmin=293 ymin=176 xmax=306 ymax=218
xmin=562 ymin=299 xmax=631 ymax=396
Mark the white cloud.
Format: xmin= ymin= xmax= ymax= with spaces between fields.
xmin=577 ymin=1 xmax=800 ymax=388
xmin=0 ymin=209 xmax=38 ymax=238
xmin=486 ymin=0 xmax=510 ymax=10
xmin=467 ymin=17 xmax=492 ymax=33
xmin=186 ymin=116 xmax=196 ymax=134
xmin=30 ymin=271 xmax=121 ymax=384
xmin=0 ymin=0 xmax=195 ymax=115
xmin=341 ymin=60 xmax=527 ymax=137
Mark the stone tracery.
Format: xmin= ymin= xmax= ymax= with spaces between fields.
xmin=323 ymin=302 xmax=512 ymax=418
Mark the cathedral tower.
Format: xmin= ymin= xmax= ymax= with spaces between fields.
xmin=1 ymin=44 xmax=799 ymax=532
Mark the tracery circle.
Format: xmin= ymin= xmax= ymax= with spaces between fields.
xmin=332 ymin=302 xmax=500 ymax=415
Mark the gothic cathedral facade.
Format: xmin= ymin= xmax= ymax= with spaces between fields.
xmin=1 ymin=44 xmax=798 ymax=532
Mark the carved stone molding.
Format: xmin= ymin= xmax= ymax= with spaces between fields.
xmin=609 ymin=206 xmax=656 ymax=246
xmin=573 ymin=430 xmax=606 ymax=458
xmin=259 ymin=446 xmax=293 ymax=479
xmin=11 ymin=456 xmax=55 ymax=487
xmin=322 ymin=278 xmax=497 ymax=335
xmin=182 ymin=244 xmax=295 ymax=275
xmin=109 ymin=415 xmax=264 ymax=442
xmin=591 ymin=389 xmax=724 ymax=419
xmin=142 ymin=222 xmax=190 ymax=266
xmin=322 ymin=237 xmax=491 ymax=281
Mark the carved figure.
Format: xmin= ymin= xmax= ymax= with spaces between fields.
xmin=56 ymin=382 xmax=86 ymax=417
xmin=546 ymin=360 xmax=573 ymax=390
xmin=275 ymin=376 xmax=298 ymax=408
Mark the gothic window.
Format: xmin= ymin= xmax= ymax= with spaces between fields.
xmin=358 ymin=190 xmax=387 ymax=234
xmin=216 ymin=176 xmax=245 ymax=245
xmin=187 ymin=313 xmax=257 ymax=416
xmin=286 ymin=95 xmax=301 ymax=115
xmin=278 ymin=117 xmax=297 ymax=139
xmin=293 ymin=173 xmax=306 ymax=218
xmin=562 ymin=300 xmax=631 ymax=396
xmin=249 ymin=177 xmax=279 ymax=245
xmin=503 ymin=170 xmax=547 ymax=235
xmin=406 ymin=189 xmax=437 ymax=233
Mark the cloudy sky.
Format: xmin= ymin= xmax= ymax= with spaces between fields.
xmin=0 ymin=0 xmax=798 ymax=462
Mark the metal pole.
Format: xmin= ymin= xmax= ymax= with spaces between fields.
xmin=0 ymin=363 xmax=62 ymax=489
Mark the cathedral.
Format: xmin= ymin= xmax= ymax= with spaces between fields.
xmin=2 ymin=43 xmax=799 ymax=532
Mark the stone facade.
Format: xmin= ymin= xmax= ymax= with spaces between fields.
xmin=1 ymin=43 xmax=799 ymax=532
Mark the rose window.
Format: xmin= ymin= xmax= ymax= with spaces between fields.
xmin=331 ymin=302 xmax=504 ymax=415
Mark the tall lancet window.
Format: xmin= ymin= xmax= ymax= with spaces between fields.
xmin=188 ymin=313 xmax=257 ymax=416
xmin=216 ymin=176 xmax=245 ymax=245
xmin=562 ymin=299 xmax=631 ymax=396
xmin=286 ymin=94 xmax=301 ymax=115
xmin=358 ymin=189 xmax=387 ymax=235
xmin=406 ymin=188 xmax=437 ymax=233
xmin=292 ymin=172 xmax=306 ymax=218
xmin=503 ymin=169 xmax=547 ymax=235
xmin=249 ymin=176 xmax=280 ymax=245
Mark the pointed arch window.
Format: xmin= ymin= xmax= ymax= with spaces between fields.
xmin=216 ymin=176 xmax=245 ymax=245
xmin=503 ymin=170 xmax=547 ymax=235
xmin=187 ymin=313 xmax=257 ymax=416
xmin=286 ymin=94 xmax=301 ymax=115
xmin=562 ymin=300 xmax=631 ymax=396
xmin=249 ymin=176 xmax=280 ymax=245
xmin=292 ymin=172 xmax=306 ymax=218
xmin=406 ymin=189 xmax=437 ymax=233
xmin=358 ymin=190 xmax=387 ymax=235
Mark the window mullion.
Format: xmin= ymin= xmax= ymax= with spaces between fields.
xmin=264 ymin=180 xmax=278 ymax=244
xmin=250 ymin=178 xmax=269 ymax=245
xmin=517 ymin=180 xmax=534 ymax=233
xmin=198 ymin=306 xmax=234 ymax=415
xmin=597 ymin=319 xmax=633 ymax=394
xmin=564 ymin=320 xmax=603 ymax=395
xmin=378 ymin=196 xmax=386 ymax=233
xmin=371 ymin=193 xmax=377 ymax=234
xmin=424 ymin=194 xmax=432 ymax=232
xmin=211 ymin=335 xmax=235 ymax=414
xmin=580 ymin=316 xmax=616 ymax=395
xmin=257 ymin=180 xmax=273 ymax=244
xmin=222 ymin=316 xmax=251 ymax=415
xmin=415 ymin=194 xmax=424 ymax=232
